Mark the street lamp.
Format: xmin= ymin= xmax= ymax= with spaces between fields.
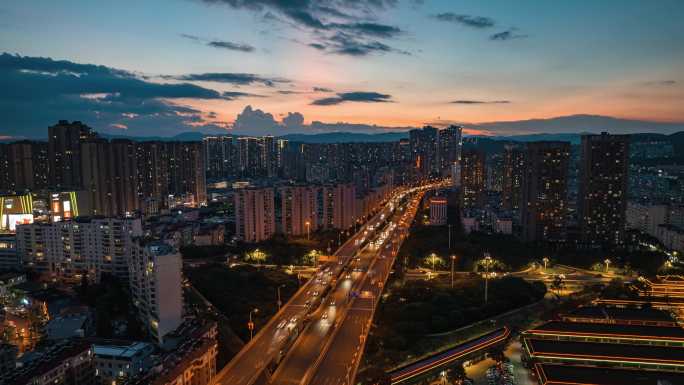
xmin=277 ymin=284 xmax=286 ymax=310
xmin=428 ymin=253 xmax=439 ymax=273
xmin=542 ymin=257 xmax=549 ymax=271
xmin=448 ymin=224 xmax=452 ymax=250
xmin=451 ymin=255 xmax=457 ymax=288
xmin=248 ymin=308 xmax=259 ymax=340
xmin=305 ymin=220 xmax=311 ymax=241
xmin=604 ymin=258 xmax=611 ymax=272
xmin=481 ymin=253 xmax=494 ymax=304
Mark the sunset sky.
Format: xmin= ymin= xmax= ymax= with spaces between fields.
xmin=1 ymin=0 xmax=683 ymax=138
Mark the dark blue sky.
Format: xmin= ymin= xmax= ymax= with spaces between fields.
xmin=1 ymin=0 xmax=683 ymax=138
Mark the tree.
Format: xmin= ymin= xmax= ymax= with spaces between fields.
xmin=245 ymin=249 xmax=268 ymax=264
xmin=302 ymin=249 xmax=321 ymax=266
xmin=550 ymin=274 xmax=565 ymax=298
xmin=487 ymin=344 xmax=506 ymax=363
xmin=424 ymin=253 xmax=445 ymax=271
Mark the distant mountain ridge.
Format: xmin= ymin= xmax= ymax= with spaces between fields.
xmin=3 ymin=114 xmax=683 ymax=144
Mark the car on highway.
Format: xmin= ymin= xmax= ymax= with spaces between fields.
xmin=322 ymin=312 xmax=328 ymax=320
xmin=329 ymin=299 xmax=336 ymax=306
xmin=313 ymin=291 xmax=319 ymax=297
xmin=277 ymin=320 xmax=287 ymax=329
xmin=289 ymin=316 xmax=298 ymax=324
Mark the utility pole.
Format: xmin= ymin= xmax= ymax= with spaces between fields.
xmin=451 ymin=255 xmax=456 ymax=288
xmin=448 ymin=224 xmax=452 ymax=250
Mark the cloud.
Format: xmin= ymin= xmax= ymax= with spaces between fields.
xmin=196 ymin=0 xmax=406 ymax=57
xmin=312 ymin=32 xmax=410 ymax=56
xmin=432 ymin=13 xmax=495 ymax=29
xmin=333 ymin=22 xmax=402 ymax=38
xmin=311 ymin=91 xmax=392 ymax=105
xmin=232 ymin=105 xmax=281 ymax=134
xmin=490 ymin=28 xmax=528 ymax=41
xmin=223 ymin=91 xmax=263 ymax=98
xmin=282 ymin=111 xmax=305 ymax=129
xmin=643 ymin=80 xmax=677 ymax=86
xmin=231 ymin=105 xmax=415 ymax=136
xmin=168 ymin=72 xmax=289 ymax=87
xmin=181 ymin=33 xmax=256 ymax=53
xmin=207 ymin=40 xmax=256 ymax=52
xmin=451 ymin=100 xmax=511 ymax=104
xmin=0 ymin=53 xmax=235 ymax=137
xmin=313 ymin=86 xmax=333 ymax=92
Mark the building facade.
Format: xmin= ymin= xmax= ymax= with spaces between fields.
xmin=234 ymin=187 xmax=276 ymax=242
xmin=16 ymin=217 xmax=143 ymax=281
xmin=128 ymin=242 xmax=183 ymax=344
xmin=520 ymin=142 xmax=571 ymax=242
xmin=578 ymin=133 xmax=630 ymax=245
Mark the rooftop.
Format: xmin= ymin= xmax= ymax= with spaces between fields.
xmin=93 ymin=341 xmax=154 ymax=359
xmin=528 ymin=321 xmax=684 ymax=340
xmin=525 ymin=338 xmax=684 ymax=364
xmin=535 ymin=363 xmax=684 ymax=385
xmin=567 ymin=305 xmax=675 ymax=322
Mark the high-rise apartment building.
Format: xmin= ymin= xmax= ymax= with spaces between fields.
xmin=520 ymin=142 xmax=571 ymax=242
xmin=48 ymin=120 xmax=97 ymax=190
xmin=136 ymin=141 xmax=170 ymax=213
xmin=167 ymin=142 xmax=207 ymax=207
xmin=409 ymin=126 xmax=439 ymax=177
xmin=203 ymin=136 xmax=235 ymax=180
xmin=4 ymin=141 xmax=49 ymax=193
xmin=579 ymin=133 xmax=630 ymax=245
xmin=128 ymin=241 xmax=183 ymax=344
xmin=318 ymin=183 xmax=356 ymax=230
xmin=278 ymin=185 xmax=318 ymax=236
xmin=261 ymin=135 xmax=276 ymax=178
xmin=237 ymin=137 xmax=262 ymax=177
xmin=234 ymin=187 xmax=276 ymax=242
xmin=80 ymin=138 xmax=139 ymax=216
xmin=438 ymin=125 xmax=463 ymax=175
xmin=460 ymin=150 xmax=486 ymax=209
xmin=16 ymin=217 xmax=143 ymax=280
xmin=276 ymin=139 xmax=289 ymax=172
xmin=502 ymin=145 xmax=525 ymax=212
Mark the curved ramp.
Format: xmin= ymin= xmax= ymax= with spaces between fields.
xmin=388 ymin=327 xmax=511 ymax=384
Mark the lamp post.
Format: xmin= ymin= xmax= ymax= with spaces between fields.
xmin=305 ymin=221 xmax=311 ymax=241
xmin=542 ymin=257 xmax=549 ymax=271
xmin=448 ymin=224 xmax=452 ymax=250
xmin=604 ymin=258 xmax=611 ymax=272
xmin=482 ymin=253 xmax=493 ymax=304
xmin=248 ymin=308 xmax=259 ymax=340
xmin=277 ymin=284 xmax=285 ymax=310
xmin=451 ymin=255 xmax=456 ymax=288
xmin=429 ymin=253 xmax=438 ymax=273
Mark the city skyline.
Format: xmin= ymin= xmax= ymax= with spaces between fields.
xmin=2 ymin=0 xmax=684 ymax=139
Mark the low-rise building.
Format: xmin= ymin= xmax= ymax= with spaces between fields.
xmin=0 ymin=343 xmax=17 ymax=373
xmin=45 ymin=308 xmax=92 ymax=340
xmin=0 ymin=271 xmax=26 ymax=296
xmin=428 ymin=197 xmax=447 ymax=226
xmin=1 ymin=339 xmax=96 ymax=385
xmin=93 ymin=341 xmax=155 ymax=383
xmin=0 ymin=235 xmax=20 ymax=271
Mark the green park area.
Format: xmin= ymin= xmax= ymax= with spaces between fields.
xmin=181 ymin=229 xmax=351 ymax=267
xmin=399 ymin=203 xmax=675 ymax=277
